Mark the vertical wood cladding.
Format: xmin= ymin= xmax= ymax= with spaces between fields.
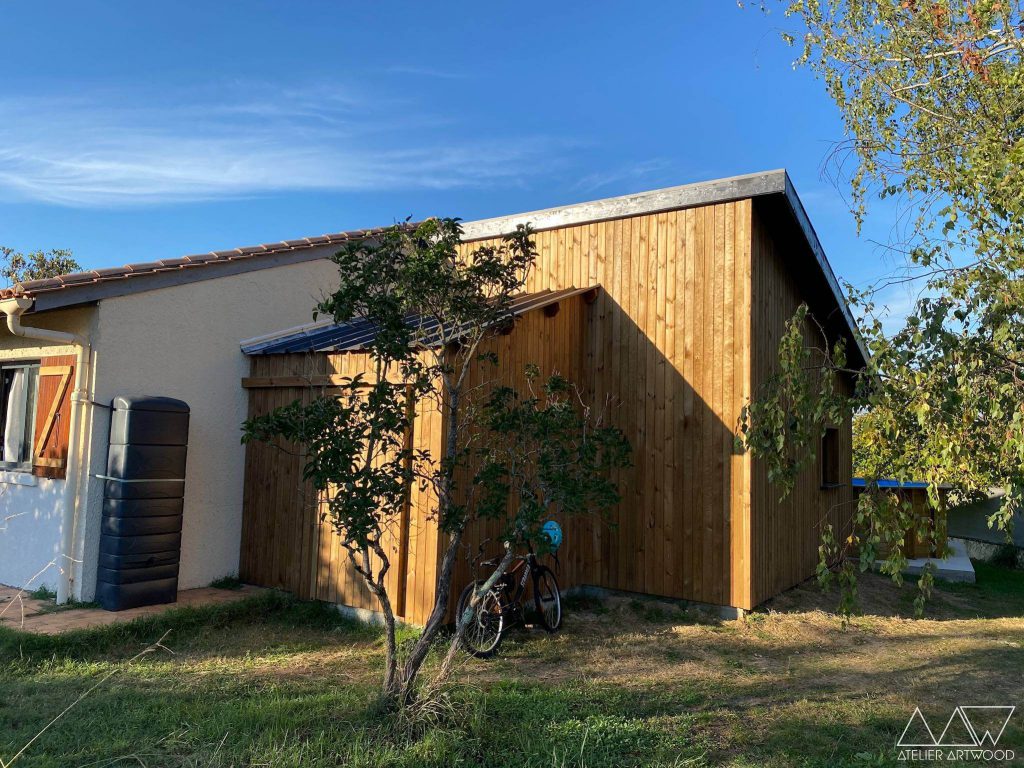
xmin=457 ymin=202 xmax=753 ymax=608
xmin=748 ymin=203 xmax=855 ymax=607
xmin=240 ymin=196 xmax=855 ymax=617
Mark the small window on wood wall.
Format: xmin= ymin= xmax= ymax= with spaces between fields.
xmin=821 ymin=426 xmax=841 ymax=488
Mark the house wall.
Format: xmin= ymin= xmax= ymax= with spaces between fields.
xmin=0 ymin=306 xmax=96 ymax=592
xmin=461 ymin=202 xmax=754 ymax=609
xmin=748 ymin=203 xmax=855 ymax=607
xmin=76 ymin=258 xmax=339 ymax=598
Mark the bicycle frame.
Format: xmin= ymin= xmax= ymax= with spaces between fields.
xmin=457 ymin=536 xmax=563 ymax=657
xmin=469 ymin=540 xmax=552 ymax=622
xmin=502 ymin=554 xmax=537 ymax=612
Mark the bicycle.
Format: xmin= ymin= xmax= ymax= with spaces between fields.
xmin=455 ymin=535 xmax=562 ymax=658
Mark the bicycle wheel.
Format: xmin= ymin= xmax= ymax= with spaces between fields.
xmin=532 ymin=566 xmax=562 ymax=632
xmin=456 ymin=581 xmax=505 ymax=658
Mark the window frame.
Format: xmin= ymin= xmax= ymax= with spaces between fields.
xmin=820 ymin=425 xmax=843 ymax=489
xmin=0 ymin=360 xmax=41 ymax=472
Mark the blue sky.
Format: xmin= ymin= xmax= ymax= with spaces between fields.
xmin=0 ymin=1 xmax=915 ymax=325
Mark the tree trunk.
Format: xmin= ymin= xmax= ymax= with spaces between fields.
xmin=353 ymin=544 xmax=400 ymax=700
xmin=395 ymin=385 xmax=465 ymax=703
xmin=396 ymin=527 xmax=463 ymax=702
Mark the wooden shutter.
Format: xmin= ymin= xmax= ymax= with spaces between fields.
xmin=33 ymin=355 xmax=76 ymax=479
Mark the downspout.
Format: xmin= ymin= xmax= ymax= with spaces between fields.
xmin=0 ymin=296 xmax=91 ymax=604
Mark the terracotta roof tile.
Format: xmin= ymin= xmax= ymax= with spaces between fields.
xmin=260 ymin=242 xmax=289 ymax=253
xmin=21 ymin=277 xmax=63 ymax=290
xmin=181 ymin=254 xmax=217 ymax=264
xmin=57 ymin=271 xmax=101 ymax=286
xmin=123 ymin=261 xmax=166 ymax=273
xmin=93 ymin=267 xmax=130 ymax=277
xmin=236 ymin=245 xmax=268 ymax=256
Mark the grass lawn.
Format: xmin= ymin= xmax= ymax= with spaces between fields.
xmin=2 ymin=563 xmax=1023 ymax=767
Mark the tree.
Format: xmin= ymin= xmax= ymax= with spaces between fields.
xmin=740 ymin=1 xmax=1024 ymax=614
xmin=243 ymin=218 xmax=629 ymax=706
xmin=0 ymin=247 xmax=80 ymax=286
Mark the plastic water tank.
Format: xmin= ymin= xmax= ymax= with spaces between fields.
xmin=95 ymin=396 xmax=189 ymax=611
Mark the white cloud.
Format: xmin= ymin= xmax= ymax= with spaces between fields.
xmin=572 ymin=158 xmax=675 ymax=194
xmin=0 ymin=86 xmax=564 ymax=207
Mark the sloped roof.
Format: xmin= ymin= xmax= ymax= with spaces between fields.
xmin=1 ymin=225 xmax=406 ymax=311
xmin=241 ymin=286 xmax=594 ymax=355
xmin=459 ymin=169 xmax=868 ymax=368
xmin=4 ymin=169 xmax=866 ymax=366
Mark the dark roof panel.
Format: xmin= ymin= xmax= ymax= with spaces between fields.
xmin=242 ymin=287 xmax=594 ymax=356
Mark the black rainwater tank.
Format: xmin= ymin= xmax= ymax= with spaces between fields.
xmin=96 ymin=396 xmax=189 ymax=611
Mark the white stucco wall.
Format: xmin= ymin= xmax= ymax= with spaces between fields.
xmin=77 ymin=259 xmax=339 ymax=597
xmin=0 ymin=475 xmax=67 ymax=592
xmin=0 ymin=307 xmax=96 ymax=592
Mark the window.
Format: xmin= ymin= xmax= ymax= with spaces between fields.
xmin=0 ymin=362 xmax=39 ymax=469
xmin=821 ymin=426 xmax=841 ymax=488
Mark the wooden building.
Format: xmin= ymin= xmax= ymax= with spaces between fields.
xmin=238 ymin=170 xmax=868 ymax=620
xmin=852 ymin=479 xmax=950 ymax=559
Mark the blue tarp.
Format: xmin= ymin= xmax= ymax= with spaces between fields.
xmin=852 ymin=478 xmax=930 ymax=489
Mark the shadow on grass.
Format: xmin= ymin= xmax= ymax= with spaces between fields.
xmin=0 ymin=591 xmax=379 ymax=663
